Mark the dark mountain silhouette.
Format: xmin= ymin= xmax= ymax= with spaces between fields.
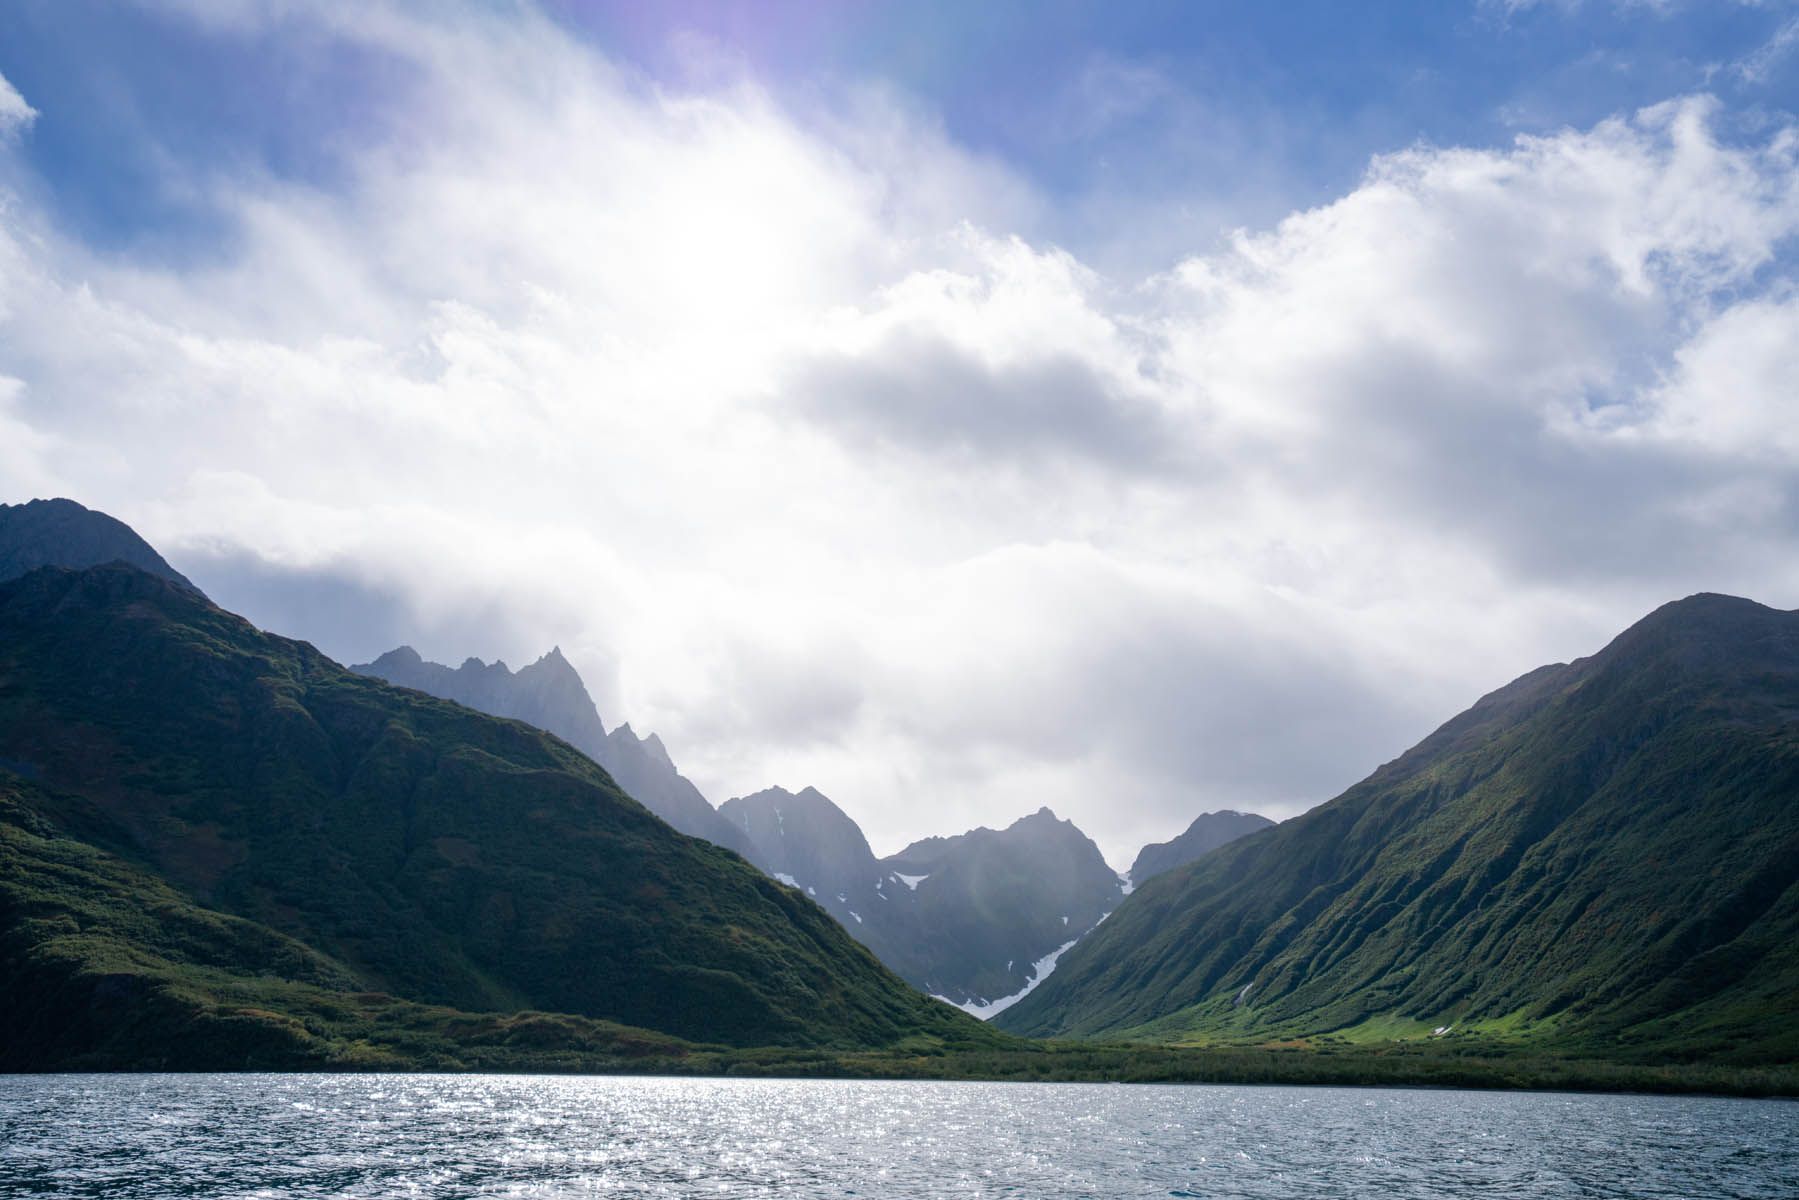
xmin=0 ymin=497 xmax=198 ymax=592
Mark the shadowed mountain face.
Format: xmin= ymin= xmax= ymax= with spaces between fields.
xmin=0 ymin=563 xmax=986 ymax=1066
xmin=1129 ymin=811 xmax=1275 ymax=887
xmin=355 ymin=646 xmax=605 ymax=756
xmin=721 ymin=786 xmax=883 ymax=905
xmin=996 ymin=594 xmax=1799 ymax=1067
xmin=357 ymin=647 xmax=1127 ymax=1009
xmin=885 ymin=808 xmax=1126 ymax=1009
xmin=0 ymin=497 xmax=198 ymax=592
xmin=721 ymin=789 xmax=1123 ymax=1009
xmin=354 ymin=647 xmax=753 ymax=858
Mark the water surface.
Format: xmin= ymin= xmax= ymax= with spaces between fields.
xmin=2 ymin=1074 xmax=1794 ymax=1198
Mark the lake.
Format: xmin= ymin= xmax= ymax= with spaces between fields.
xmin=1 ymin=1074 xmax=1794 ymax=1198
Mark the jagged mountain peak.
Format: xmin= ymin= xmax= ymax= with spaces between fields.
xmin=353 ymin=644 xmax=755 ymax=858
xmin=641 ymin=731 xmax=674 ymax=770
xmin=371 ymin=645 xmax=424 ymax=667
xmin=523 ymin=645 xmax=582 ymax=676
xmin=717 ymin=783 xmax=1127 ymax=1011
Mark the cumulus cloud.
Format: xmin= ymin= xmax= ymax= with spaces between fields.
xmin=783 ymin=233 xmax=1172 ymax=469
xmin=1 ymin=4 xmax=1797 ymax=862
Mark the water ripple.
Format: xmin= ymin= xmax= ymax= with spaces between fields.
xmin=0 ymin=1074 xmax=1794 ymax=1198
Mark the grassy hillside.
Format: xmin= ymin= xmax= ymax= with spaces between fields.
xmin=997 ymin=594 xmax=1799 ymax=1067
xmin=0 ymin=564 xmax=997 ymax=1062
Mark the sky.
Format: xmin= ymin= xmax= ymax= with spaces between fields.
xmin=1 ymin=0 xmax=1797 ymax=866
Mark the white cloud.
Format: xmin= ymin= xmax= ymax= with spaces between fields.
xmin=1618 ymin=296 xmax=1799 ymax=461
xmin=0 ymin=70 xmax=34 ymax=136
xmin=1736 ymin=14 xmax=1799 ymax=84
xmin=1 ymin=5 xmax=1797 ymax=863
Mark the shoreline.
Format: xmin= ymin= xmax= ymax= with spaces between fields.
xmin=10 ymin=1046 xmax=1794 ymax=1101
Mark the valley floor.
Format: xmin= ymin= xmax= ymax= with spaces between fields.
xmin=25 ymin=1008 xmax=1796 ymax=1098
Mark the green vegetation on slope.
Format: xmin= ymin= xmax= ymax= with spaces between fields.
xmin=997 ymin=594 xmax=1799 ymax=1067
xmin=0 ymin=564 xmax=999 ymax=1059
xmin=4 ymin=780 xmax=1789 ymax=1093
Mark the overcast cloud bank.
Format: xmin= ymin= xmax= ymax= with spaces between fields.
xmin=0 ymin=5 xmax=1795 ymax=861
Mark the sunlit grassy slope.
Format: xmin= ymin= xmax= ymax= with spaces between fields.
xmin=997 ymin=594 xmax=1799 ymax=1068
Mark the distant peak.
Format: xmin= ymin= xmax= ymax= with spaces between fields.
xmin=642 ymin=732 xmax=674 ymax=769
xmin=524 ymin=646 xmax=581 ymax=679
xmin=731 ymin=785 xmax=797 ymax=805
xmin=372 ymin=645 xmax=422 ymax=666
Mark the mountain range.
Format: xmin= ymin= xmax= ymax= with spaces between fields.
xmin=5 ymin=497 xmax=1792 ymax=1079
xmin=349 ymin=644 xmax=1268 ymax=1011
xmin=721 ymin=788 xmax=1123 ymax=1010
xmin=353 ymin=646 xmax=756 ymax=859
xmin=997 ymin=593 xmax=1799 ymax=1067
xmin=0 ymin=561 xmax=989 ymax=1068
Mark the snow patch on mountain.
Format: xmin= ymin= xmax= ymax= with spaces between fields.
xmin=932 ymin=938 xmax=1081 ymax=1020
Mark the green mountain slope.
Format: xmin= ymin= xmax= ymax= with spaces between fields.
xmin=0 ymin=563 xmax=989 ymax=1063
xmin=353 ymin=645 xmax=755 ymax=856
xmin=996 ymin=594 xmax=1799 ymax=1065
